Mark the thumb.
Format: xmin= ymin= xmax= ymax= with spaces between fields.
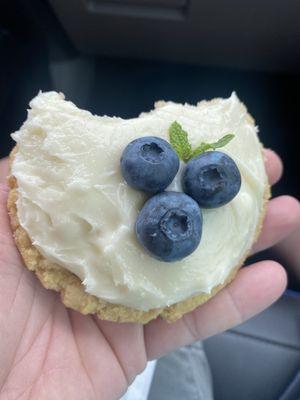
xmin=0 ymin=157 xmax=9 ymax=184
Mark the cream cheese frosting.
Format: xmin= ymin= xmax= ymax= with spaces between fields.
xmin=11 ymin=91 xmax=267 ymax=311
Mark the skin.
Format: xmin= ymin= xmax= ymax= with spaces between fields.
xmin=0 ymin=151 xmax=300 ymax=400
xmin=275 ymin=228 xmax=300 ymax=281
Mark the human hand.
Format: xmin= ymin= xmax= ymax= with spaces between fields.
xmin=275 ymin=227 xmax=300 ymax=281
xmin=1 ymin=152 xmax=300 ymax=400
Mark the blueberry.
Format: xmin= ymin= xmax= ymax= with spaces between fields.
xmin=120 ymin=136 xmax=179 ymax=193
xmin=182 ymin=151 xmax=241 ymax=208
xmin=136 ymin=192 xmax=202 ymax=262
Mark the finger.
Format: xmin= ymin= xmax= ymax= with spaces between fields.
xmin=252 ymin=196 xmax=300 ymax=254
xmin=93 ymin=318 xmax=147 ymax=383
xmin=275 ymin=228 xmax=300 ymax=280
xmin=69 ymin=311 xmax=128 ymax=398
xmin=0 ymin=183 xmax=11 ymax=236
xmin=263 ymin=149 xmax=283 ymax=185
xmin=0 ymin=157 xmax=9 ymax=184
xmin=144 ymin=261 xmax=287 ymax=360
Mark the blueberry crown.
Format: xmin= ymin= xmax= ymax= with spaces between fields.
xmin=120 ymin=121 xmax=241 ymax=262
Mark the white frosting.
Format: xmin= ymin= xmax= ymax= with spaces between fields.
xmin=11 ymin=92 xmax=267 ymax=311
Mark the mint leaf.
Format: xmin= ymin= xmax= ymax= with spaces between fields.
xmin=211 ymin=134 xmax=235 ymax=150
xmin=191 ymin=134 xmax=234 ymax=159
xmin=191 ymin=143 xmax=212 ymax=158
xmin=169 ymin=121 xmax=192 ymax=162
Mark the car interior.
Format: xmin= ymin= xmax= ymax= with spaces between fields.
xmin=1 ymin=1 xmax=300 ymax=399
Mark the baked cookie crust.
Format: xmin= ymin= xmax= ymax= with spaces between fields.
xmin=7 ymin=126 xmax=270 ymax=324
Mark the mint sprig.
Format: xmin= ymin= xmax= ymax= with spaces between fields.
xmin=168 ymin=121 xmax=234 ymax=162
xmin=168 ymin=121 xmax=192 ymax=162
xmin=191 ymin=134 xmax=234 ymax=159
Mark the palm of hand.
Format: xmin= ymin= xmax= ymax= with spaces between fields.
xmin=0 ymin=152 xmax=299 ymax=400
xmin=0 ymin=190 xmax=145 ymax=399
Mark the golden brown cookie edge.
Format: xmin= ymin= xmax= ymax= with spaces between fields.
xmin=7 ymin=114 xmax=270 ymax=324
